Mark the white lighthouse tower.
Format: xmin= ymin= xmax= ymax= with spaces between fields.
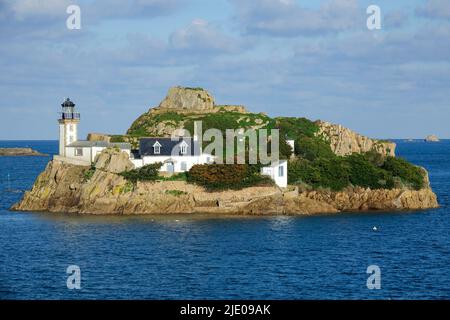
xmin=58 ymin=98 xmax=80 ymax=156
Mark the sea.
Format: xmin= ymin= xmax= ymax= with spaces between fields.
xmin=0 ymin=140 xmax=449 ymax=299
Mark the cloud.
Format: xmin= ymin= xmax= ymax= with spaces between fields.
xmin=169 ymin=19 xmax=242 ymax=54
xmin=384 ymin=10 xmax=409 ymax=29
xmin=229 ymin=0 xmax=363 ymax=37
xmin=416 ymin=0 xmax=450 ymax=20
xmin=1 ymin=0 xmax=450 ymax=139
xmin=8 ymin=0 xmax=72 ymax=20
xmin=88 ymin=0 xmax=183 ymax=20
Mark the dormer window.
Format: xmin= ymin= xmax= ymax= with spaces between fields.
xmin=153 ymin=141 xmax=161 ymax=154
xmin=180 ymin=141 xmax=188 ymax=155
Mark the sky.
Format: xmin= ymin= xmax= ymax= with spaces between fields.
xmin=0 ymin=0 xmax=449 ymax=140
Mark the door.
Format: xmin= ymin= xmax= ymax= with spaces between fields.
xmin=167 ymin=161 xmax=174 ymax=173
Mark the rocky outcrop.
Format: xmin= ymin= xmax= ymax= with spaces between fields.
xmin=316 ymin=121 xmax=396 ymax=157
xmin=94 ymin=148 xmax=134 ymax=173
xmin=425 ymin=135 xmax=440 ymax=142
xmin=12 ymin=151 xmax=438 ymax=215
xmin=0 ymin=148 xmax=47 ymax=156
xmin=155 ymin=86 xmax=215 ymax=113
xmin=87 ymin=133 xmax=111 ymax=143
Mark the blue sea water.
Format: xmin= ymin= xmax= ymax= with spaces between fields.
xmin=0 ymin=140 xmax=449 ymax=300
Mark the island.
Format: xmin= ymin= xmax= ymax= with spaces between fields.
xmin=11 ymin=87 xmax=439 ymax=215
xmin=0 ymin=147 xmax=47 ymax=156
xmin=425 ymin=135 xmax=440 ymax=142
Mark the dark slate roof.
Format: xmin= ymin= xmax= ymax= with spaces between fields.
xmin=61 ymin=98 xmax=75 ymax=107
xmin=139 ymin=137 xmax=199 ymax=156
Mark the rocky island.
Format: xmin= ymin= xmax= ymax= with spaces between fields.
xmin=425 ymin=135 xmax=440 ymax=142
xmin=12 ymin=87 xmax=439 ymax=215
xmin=0 ymin=147 xmax=47 ymax=156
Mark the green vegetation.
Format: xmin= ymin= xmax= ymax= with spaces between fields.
xmin=288 ymin=152 xmax=424 ymax=191
xmin=382 ymin=156 xmax=425 ymax=190
xmin=83 ymin=166 xmax=96 ymax=182
xmin=126 ymin=126 xmax=148 ymax=137
xmin=124 ymin=107 xmax=425 ymax=192
xmin=120 ymin=163 xmax=162 ymax=183
xmin=110 ymin=135 xmax=126 ymax=143
xmin=275 ymin=117 xmax=320 ymax=139
xmin=295 ymin=136 xmax=334 ymax=161
xmin=122 ymin=181 xmax=134 ymax=193
xmin=165 ymin=189 xmax=187 ymax=196
xmin=187 ymin=163 xmax=273 ymax=190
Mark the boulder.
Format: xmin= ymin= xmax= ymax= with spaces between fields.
xmin=157 ymin=86 xmax=215 ymax=112
xmin=87 ymin=133 xmax=111 ymax=143
xmin=94 ymin=148 xmax=134 ymax=173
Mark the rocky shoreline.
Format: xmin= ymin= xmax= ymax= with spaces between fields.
xmin=0 ymin=148 xmax=47 ymax=156
xmin=11 ymin=152 xmax=439 ymax=215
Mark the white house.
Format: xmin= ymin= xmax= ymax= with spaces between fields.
xmin=261 ymin=160 xmax=288 ymax=188
xmin=54 ymin=98 xmax=131 ymax=166
xmin=131 ymin=137 xmax=214 ymax=173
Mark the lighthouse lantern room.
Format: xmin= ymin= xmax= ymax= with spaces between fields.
xmin=58 ymin=98 xmax=80 ymax=156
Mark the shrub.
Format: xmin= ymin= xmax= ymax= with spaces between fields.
xmin=275 ymin=117 xmax=319 ymax=139
xmin=288 ymin=158 xmax=349 ymax=191
xmin=83 ymin=166 xmax=96 ymax=182
xmin=110 ymin=135 xmax=126 ymax=143
xmin=120 ymin=163 xmax=162 ymax=183
xmin=127 ymin=127 xmax=148 ymax=137
xmin=344 ymin=154 xmax=394 ymax=189
xmin=187 ymin=163 xmax=271 ymax=190
xmin=295 ymin=136 xmax=335 ymax=161
xmin=382 ymin=157 xmax=425 ymax=190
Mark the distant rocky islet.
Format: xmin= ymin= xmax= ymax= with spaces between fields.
xmin=0 ymin=147 xmax=47 ymax=156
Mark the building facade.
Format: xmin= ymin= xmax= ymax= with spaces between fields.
xmin=132 ymin=137 xmax=214 ymax=173
xmin=55 ymin=98 xmax=131 ymax=166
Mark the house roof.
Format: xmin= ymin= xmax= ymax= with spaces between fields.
xmin=67 ymin=141 xmax=131 ymax=149
xmin=139 ymin=137 xmax=199 ymax=156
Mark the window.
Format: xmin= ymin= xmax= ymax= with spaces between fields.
xmin=181 ymin=162 xmax=187 ymax=171
xmin=69 ymin=124 xmax=73 ymax=132
xmin=278 ymin=165 xmax=284 ymax=177
xmin=75 ymin=148 xmax=83 ymax=156
xmin=69 ymin=136 xmax=73 ymax=143
xmin=153 ymin=141 xmax=161 ymax=154
xmin=180 ymin=143 xmax=188 ymax=155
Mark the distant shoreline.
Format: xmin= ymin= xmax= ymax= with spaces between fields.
xmin=0 ymin=147 xmax=48 ymax=156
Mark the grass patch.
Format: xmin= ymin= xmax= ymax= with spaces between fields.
xmin=120 ymin=163 xmax=162 ymax=183
xmin=83 ymin=166 xmax=96 ymax=182
xmin=165 ymin=189 xmax=187 ymax=197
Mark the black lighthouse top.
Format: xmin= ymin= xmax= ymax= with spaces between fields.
xmin=59 ymin=98 xmax=80 ymax=121
xmin=61 ymin=98 xmax=75 ymax=108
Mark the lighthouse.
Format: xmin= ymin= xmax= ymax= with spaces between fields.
xmin=58 ymin=98 xmax=80 ymax=156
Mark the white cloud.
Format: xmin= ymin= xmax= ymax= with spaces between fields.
xmin=169 ymin=19 xmax=242 ymax=54
xmin=229 ymin=0 xmax=362 ymax=37
xmin=416 ymin=0 xmax=450 ymax=20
